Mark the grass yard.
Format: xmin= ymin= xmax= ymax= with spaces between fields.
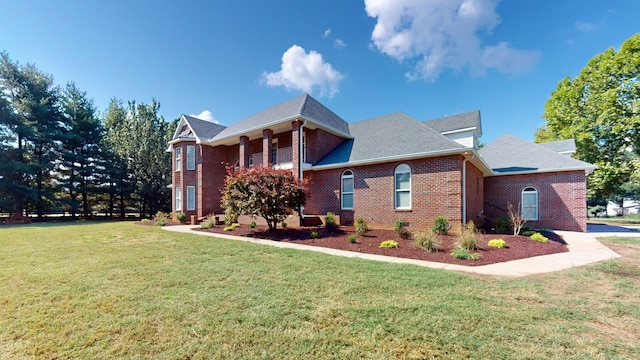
xmin=1 ymin=222 xmax=639 ymax=359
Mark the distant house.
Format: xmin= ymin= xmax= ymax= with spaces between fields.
xmin=168 ymin=94 xmax=595 ymax=232
xmin=606 ymin=200 xmax=640 ymax=216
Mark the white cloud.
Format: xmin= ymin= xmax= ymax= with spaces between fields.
xmin=364 ymin=0 xmax=540 ymax=81
xmin=574 ymin=21 xmax=595 ymax=33
xmin=262 ymin=45 xmax=344 ymax=98
xmin=323 ymin=28 xmax=331 ymax=38
xmin=190 ymin=110 xmax=218 ymax=123
xmin=334 ymin=39 xmax=346 ymax=48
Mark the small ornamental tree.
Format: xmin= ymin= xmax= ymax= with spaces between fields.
xmin=507 ymin=202 xmax=527 ymax=236
xmin=221 ymin=165 xmax=307 ymax=230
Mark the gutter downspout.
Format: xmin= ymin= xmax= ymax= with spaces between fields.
xmin=299 ymin=119 xmax=307 ymax=220
xmin=462 ymin=153 xmax=475 ymax=225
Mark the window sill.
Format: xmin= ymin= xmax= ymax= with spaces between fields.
xmin=394 ymin=209 xmax=412 ymax=212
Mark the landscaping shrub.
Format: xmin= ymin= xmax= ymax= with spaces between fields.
xmin=249 ymin=221 xmax=256 ymax=228
xmin=224 ymin=212 xmax=238 ymax=226
xmin=348 ymin=235 xmax=357 ymax=244
xmin=141 ymin=218 xmax=150 ymax=224
xmin=355 ymin=217 xmax=369 ymax=236
xmin=176 ymin=212 xmax=187 ymax=223
xmin=432 ymin=216 xmax=450 ymax=235
xmin=310 ymin=231 xmax=318 ymax=239
xmin=487 ymin=239 xmax=507 ymax=249
xmin=154 ymin=211 xmax=170 ymax=227
xmin=380 ymin=240 xmax=399 ymax=248
xmin=223 ymin=226 xmax=234 ymax=231
xmin=414 ymin=231 xmax=442 ymax=252
xmin=507 ymin=202 xmax=527 ymax=235
xmin=455 ymin=221 xmax=480 ymax=250
xmin=530 ymin=232 xmax=549 ymax=243
xmin=521 ymin=230 xmax=536 ymax=237
xmin=450 ymin=248 xmax=481 ymax=260
xmin=200 ymin=214 xmax=217 ymax=229
xmin=393 ymin=219 xmax=411 ymax=239
xmin=232 ymin=223 xmax=241 ymax=228
xmin=325 ymin=212 xmax=338 ymax=232
xmin=492 ymin=217 xmax=510 ymax=233
xmin=281 ymin=221 xmax=287 ymax=229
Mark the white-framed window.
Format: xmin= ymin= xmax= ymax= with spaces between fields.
xmin=175 ymin=147 xmax=181 ymax=172
xmin=522 ymin=187 xmax=538 ymax=220
xmin=187 ymin=186 xmax=196 ymax=211
xmin=272 ymin=139 xmax=278 ymax=164
xmin=302 ymin=132 xmax=307 ymax=163
xmin=341 ymin=170 xmax=354 ymax=210
xmin=186 ymin=145 xmax=195 ymax=170
xmin=175 ymin=186 xmax=182 ymax=211
xmin=394 ymin=164 xmax=411 ymax=209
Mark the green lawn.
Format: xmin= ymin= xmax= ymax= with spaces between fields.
xmin=1 ymin=222 xmax=639 ymax=359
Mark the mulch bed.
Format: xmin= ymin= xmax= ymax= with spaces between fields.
xmin=194 ymin=224 xmax=568 ymax=266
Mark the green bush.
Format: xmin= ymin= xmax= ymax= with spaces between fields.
xmin=492 ymin=217 xmax=510 ymax=233
xmin=455 ymin=221 xmax=480 ymax=250
xmin=141 ymin=218 xmax=150 ymax=224
xmin=432 ymin=216 xmax=450 ymax=235
xmin=355 ymin=217 xmax=369 ymax=236
xmin=281 ymin=221 xmax=288 ymax=229
xmin=488 ymin=239 xmax=507 ymax=249
xmin=310 ymin=231 xmax=318 ymax=239
xmin=348 ymin=235 xmax=357 ymax=244
xmin=521 ymin=230 xmax=536 ymax=237
xmin=232 ymin=223 xmax=240 ymax=228
xmin=530 ymin=232 xmax=549 ymax=243
xmin=414 ymin=231 xmax=442 ymax=252
xmin=325 ymin=212 xmax=337 ymax=232
xmin=176 ymin=212 xmax=187 ymax=223
xmin=200 ymin=214 xmax=217 ymax=229
xmin=154 ymin=211 xmax=170 ymax=227
xmin=223 ymin=226 xmax=234 ymax=231
xmin=380 ymin=240 xmax=399 ymax=248
xmin=249 ymin=221 xmax=257 ymax=228
xmin=450 ymin=248 xmax=481 ymax=260
xmin=393 ymin=219 xmax=411 ymax=239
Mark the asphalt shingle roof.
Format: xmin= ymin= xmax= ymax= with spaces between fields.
xmin=315 ymin=112 xmax=466 ymax=166
xmin=211 ymin=94 xmax=350 ymax=142
xmin=181 ymin=115 xmax=226 ymax=141
xmin=537 ymin=139 xmax=576 ymax=154
xmin=423 ymin=110 xmax=482 ymax=135
xmin=479 ymin=134 xmax=595 ymax=174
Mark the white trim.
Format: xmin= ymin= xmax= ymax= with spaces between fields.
xmin=394 ymin=164 xmax=411 ymax=210
xmin=175 ymin=187 xmax=182 ymax=211
xmin=521 ymin=186 xmax=538 ymax=221
xmin=490 ymin=165 xmax=597 ymax=176
xmin=175 ymin=147 xmax=182 ymax=172
xmin=440 ymin=126 xmax=477 ymax=135
xmin=341 ymin=169 xmax=354 ymax=210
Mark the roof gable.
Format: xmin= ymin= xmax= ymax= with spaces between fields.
xmin=315 ymin=112 xmax=466 ymax=166
xmin=423 ymin=110 xmax=482 ymax=136
xmin=479 ymin=134 xmax=595 ymax=174
xmin=210 ymin=94 xmax=350 ymax=143
xmin=172 ymin=115 xmax=226 ymax=143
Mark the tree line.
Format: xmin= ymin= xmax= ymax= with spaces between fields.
xmin=0 ymin=52 xmax=176 ymax=222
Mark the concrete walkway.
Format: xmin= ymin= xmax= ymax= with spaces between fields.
xmin=162 ymin=224 xmax=637 ymax=277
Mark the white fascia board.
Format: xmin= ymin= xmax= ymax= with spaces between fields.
xmin=440 ymin=126 xmax=477 ymax=135
xmin=488 ymin=165 xmax=597 ymax=177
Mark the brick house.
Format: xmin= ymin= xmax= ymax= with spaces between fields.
xmin=168 ymin=94 xmax=595 ymax=232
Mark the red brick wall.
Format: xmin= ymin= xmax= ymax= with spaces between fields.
xmin=484 ymin=171 xmax=587 ymax=232
xmin=304 ymin=156 xmax=465 ymax=230
xmin=198 ymin=145 xmax=227 ymax=218
xmin=465 ymin=161 xmax=484 ymax=225
xmin=305 ymin=128 xmax=346 ymax=164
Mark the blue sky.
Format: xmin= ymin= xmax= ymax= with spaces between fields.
xmin=1 ymin=0 xmax=638 ymax=143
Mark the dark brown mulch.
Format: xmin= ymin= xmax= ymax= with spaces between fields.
xmin=195 ymin=224 xmax=568 ymax=266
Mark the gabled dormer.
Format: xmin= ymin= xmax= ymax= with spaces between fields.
xmin=423 ymin=110 xmax=482 ymax=149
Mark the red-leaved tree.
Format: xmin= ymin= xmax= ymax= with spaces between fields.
xmin=221 ymin=165 xmax=307 ymax=230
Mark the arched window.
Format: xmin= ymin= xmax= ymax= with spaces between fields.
xmin=394 ymin=164 xmax=411 ymax=209
xmin=341 ymin=170 xmax=354 ymax=210
xmin=521 ymin=187 xmax=538 ymax=220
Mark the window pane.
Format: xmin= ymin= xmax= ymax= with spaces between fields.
xmin=342 ymin=178 xmax=353 ymax=193
xmin=342 ymin=193 xmax=353 ymax=209
xmin=395 ymin=173 xmax=410 ymax=190
xmin=187 ymin=146 xmax=195 ymax=170
xmin=187 ymin=187 xmax=195 ymax=211
xmin=396 ymin=190 xmax=410 ymax=208
xmin=522 ymin=206 xmax=536 ymax=220
xmin=175 ymin=187 xmax=182 ymax=211
xmin=175 ymin=148 xmax=181 ymax=170
xmin=522 ymin=193 xmax=536 ymax=206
